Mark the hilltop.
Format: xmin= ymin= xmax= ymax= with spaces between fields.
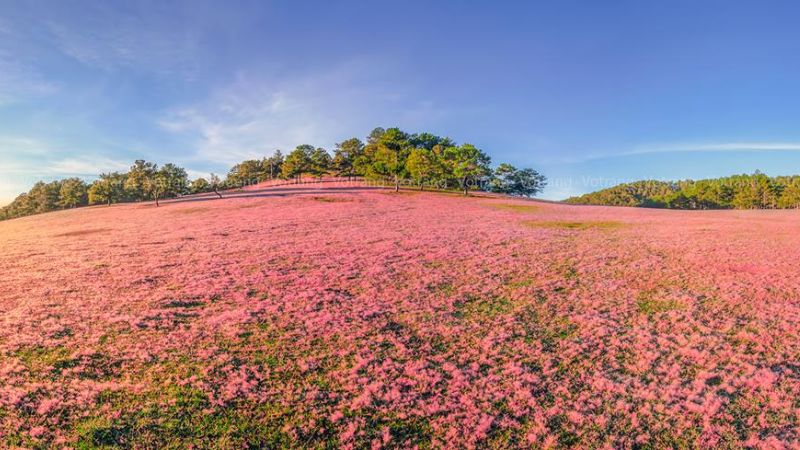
xmin=2 ymin=182 xmax=800 ymax=447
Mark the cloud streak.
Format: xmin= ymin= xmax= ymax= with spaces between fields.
xmin=45 ymin=18 xmax=200 ymax=78
xmin=559 ymin=142 xmax=800 ymax=164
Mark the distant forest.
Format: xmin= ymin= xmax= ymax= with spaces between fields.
xmin=566 ymin=172 xmax=800 ymax=209
xmin=0 ymin=127 xmax=546 ymax=221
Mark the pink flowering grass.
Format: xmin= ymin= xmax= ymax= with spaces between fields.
xmin=1 ymin=181 xmax=800 ymax=448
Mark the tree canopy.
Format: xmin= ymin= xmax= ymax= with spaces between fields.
xmin=566 ymin=172 xmax=800 ymax=209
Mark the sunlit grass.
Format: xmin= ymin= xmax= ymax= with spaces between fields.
xmin=484 ymin=203 xmax=540 ymax=213
xmin=523 ymin=220 xmax=624 ymax=230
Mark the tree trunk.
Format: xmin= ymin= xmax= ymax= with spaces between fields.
xmin=394 ymin=174 xmax=399 ymax=192
xmin=463 ymin=177 xmax=469 ymax=196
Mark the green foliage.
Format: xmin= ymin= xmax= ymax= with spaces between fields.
xmin=189 ymin=177 xmax=210 ymax=194
xmin=26 ymin=181 xmax=61 ymax=214
xmin=489 ymin=163 xmax=547 ymax=197
xmin=264 ymin=150 xmax=284 ymax=180
xmin=281 ymin=145 xmax=314 ymax=181
xmin=309 ymin=148 xmax=332 ymax=177
xmin=443 ymin=143 xmax=492 ymax=195
xmin=364 ymin=128 xmax=412 ymax=191
xmin=332 ymin=138 xmax=364 ymax=178
xmin=0 ymin=159 xmax=193 ymax=219
xmin=226 ymin=151 xmax=283 ymax=187
xmin=226 ymin=159 xmax=265 ymax=187
xmin=124 ymin=160 xmax=158 ymax=201
xmin=88 ymin=173 xmax=127 ymax=206
xmin=565 ymin=180 xmax=675 ymax=207
xmin=778 ymin=178 xmax=800 ymax=208
xmin=406 ymin=147 xmax=444 ymax=189
xmin=156 ymin=163 xmax=189 ymax=199
xmin=566 ymin=172 xmax=799 ymax=210
xmin=59 ymin=178 xmax=89 ymax=208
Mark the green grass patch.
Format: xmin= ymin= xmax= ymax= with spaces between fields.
xmin=455 ymin=295 xmax=513 ymax=320
xmin=15 ymin=345 xmax=72 ymax=372
xmin=523 ymin=220 xmax=624 ymax=230
xmin=506 ymin=277 xmax=535 ymax=289
xmin=636 ymin=291 xmax=682 ymax=316
xmin=171 ymin=207 xmax=211 ymax=215
xmin=485 ymin=203 xmax=540 ymax=213
xmin=516 ymin=305 xmax=577 ymax=351
xmin=75 ymin=387 xmax=305 ymax=449
xmin=55 ymin=228 xmax=113 ymax=238
xmin=163 ymin=299 xmax=205 ymax=309
xmin=308 ymin=196 xmax=351 ymax=203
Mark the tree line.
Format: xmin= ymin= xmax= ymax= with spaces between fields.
xmin=0 ymin=161 xmax=198 ymax=220
xmin=565 ymin=172 xmax=800 ymax=209
xmin=0 ymin=127 xmax=547 ymax=221
xmin=226 ymin=127 xmax=546 ymax=196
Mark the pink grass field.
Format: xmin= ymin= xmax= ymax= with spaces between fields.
xmin=2 ymin=182 xmax=800 ymax=449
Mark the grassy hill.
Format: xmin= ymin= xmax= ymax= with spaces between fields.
xmin=566 ymin=172 xmax=800 ymax=209
xmin=1 ymin=181 xmax=799 ymax=448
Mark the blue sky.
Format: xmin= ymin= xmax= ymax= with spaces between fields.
xmin=3 ymin=0 xmax=800 ymax=203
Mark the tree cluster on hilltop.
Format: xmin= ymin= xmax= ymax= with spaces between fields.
xmin=275 ymin=127 xmax=546 ymax=196
xmin=565 ymin=172 xmax=800 ymax=209
xmin=0 ymin=127 xmax=547 ymax=221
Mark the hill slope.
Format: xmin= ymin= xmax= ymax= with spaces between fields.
xmin=566 ymin=173 xmax=800 ymax=209
xmin=1 ymin=182 xmax=800 ymax=447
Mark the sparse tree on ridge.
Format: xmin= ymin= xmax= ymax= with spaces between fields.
xmin=227 ymin=159 xmax=264 ymax=188
xmin=89 ymin=172 xmax=127 ymax=206
xmin=265 ymin=150 xmax=284 ymax=180
xmin=145 ymin=171 xmax=168 ymax=207
xmin=209 ymin=173 xmax=223 ymax=198
xmin=333 ymin=138 xmax=364 ymax=180
xmin=445 ymin=144 xmax=491 ymax=196
xmin=363 ymin=128 xmax=411 ymax=192
xmin=310 ymin=148 xmax=332 ymax=178
xmin=282 ymin=145 xmax=314 ymax=182
xmin=190 ymin=177 xmax=210 ymax=194
xmin=124 ymin=160 xmax=157 ymax=201
xmin=143 ymin=164 xmax=188 ymax=206
xmin=489 ymin=164 xmax=547 ymax=197
xmin=158 ymin=163 xmax=189 ymax=198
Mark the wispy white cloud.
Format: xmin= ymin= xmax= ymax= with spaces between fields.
xmin=0 ymin=157 xmax=130 ymax=206
xmin=45 ymin=18 xmax=199 ymax=78
xmin=159 ymin=62 xmax=448 ymax=164
xmin=46 ymin=156 xmax=130 ymax=176
xmin=558 ymin=141 xmax=800 ymax=164
xmin=0 ymin=135 xmax=132 ymax=205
